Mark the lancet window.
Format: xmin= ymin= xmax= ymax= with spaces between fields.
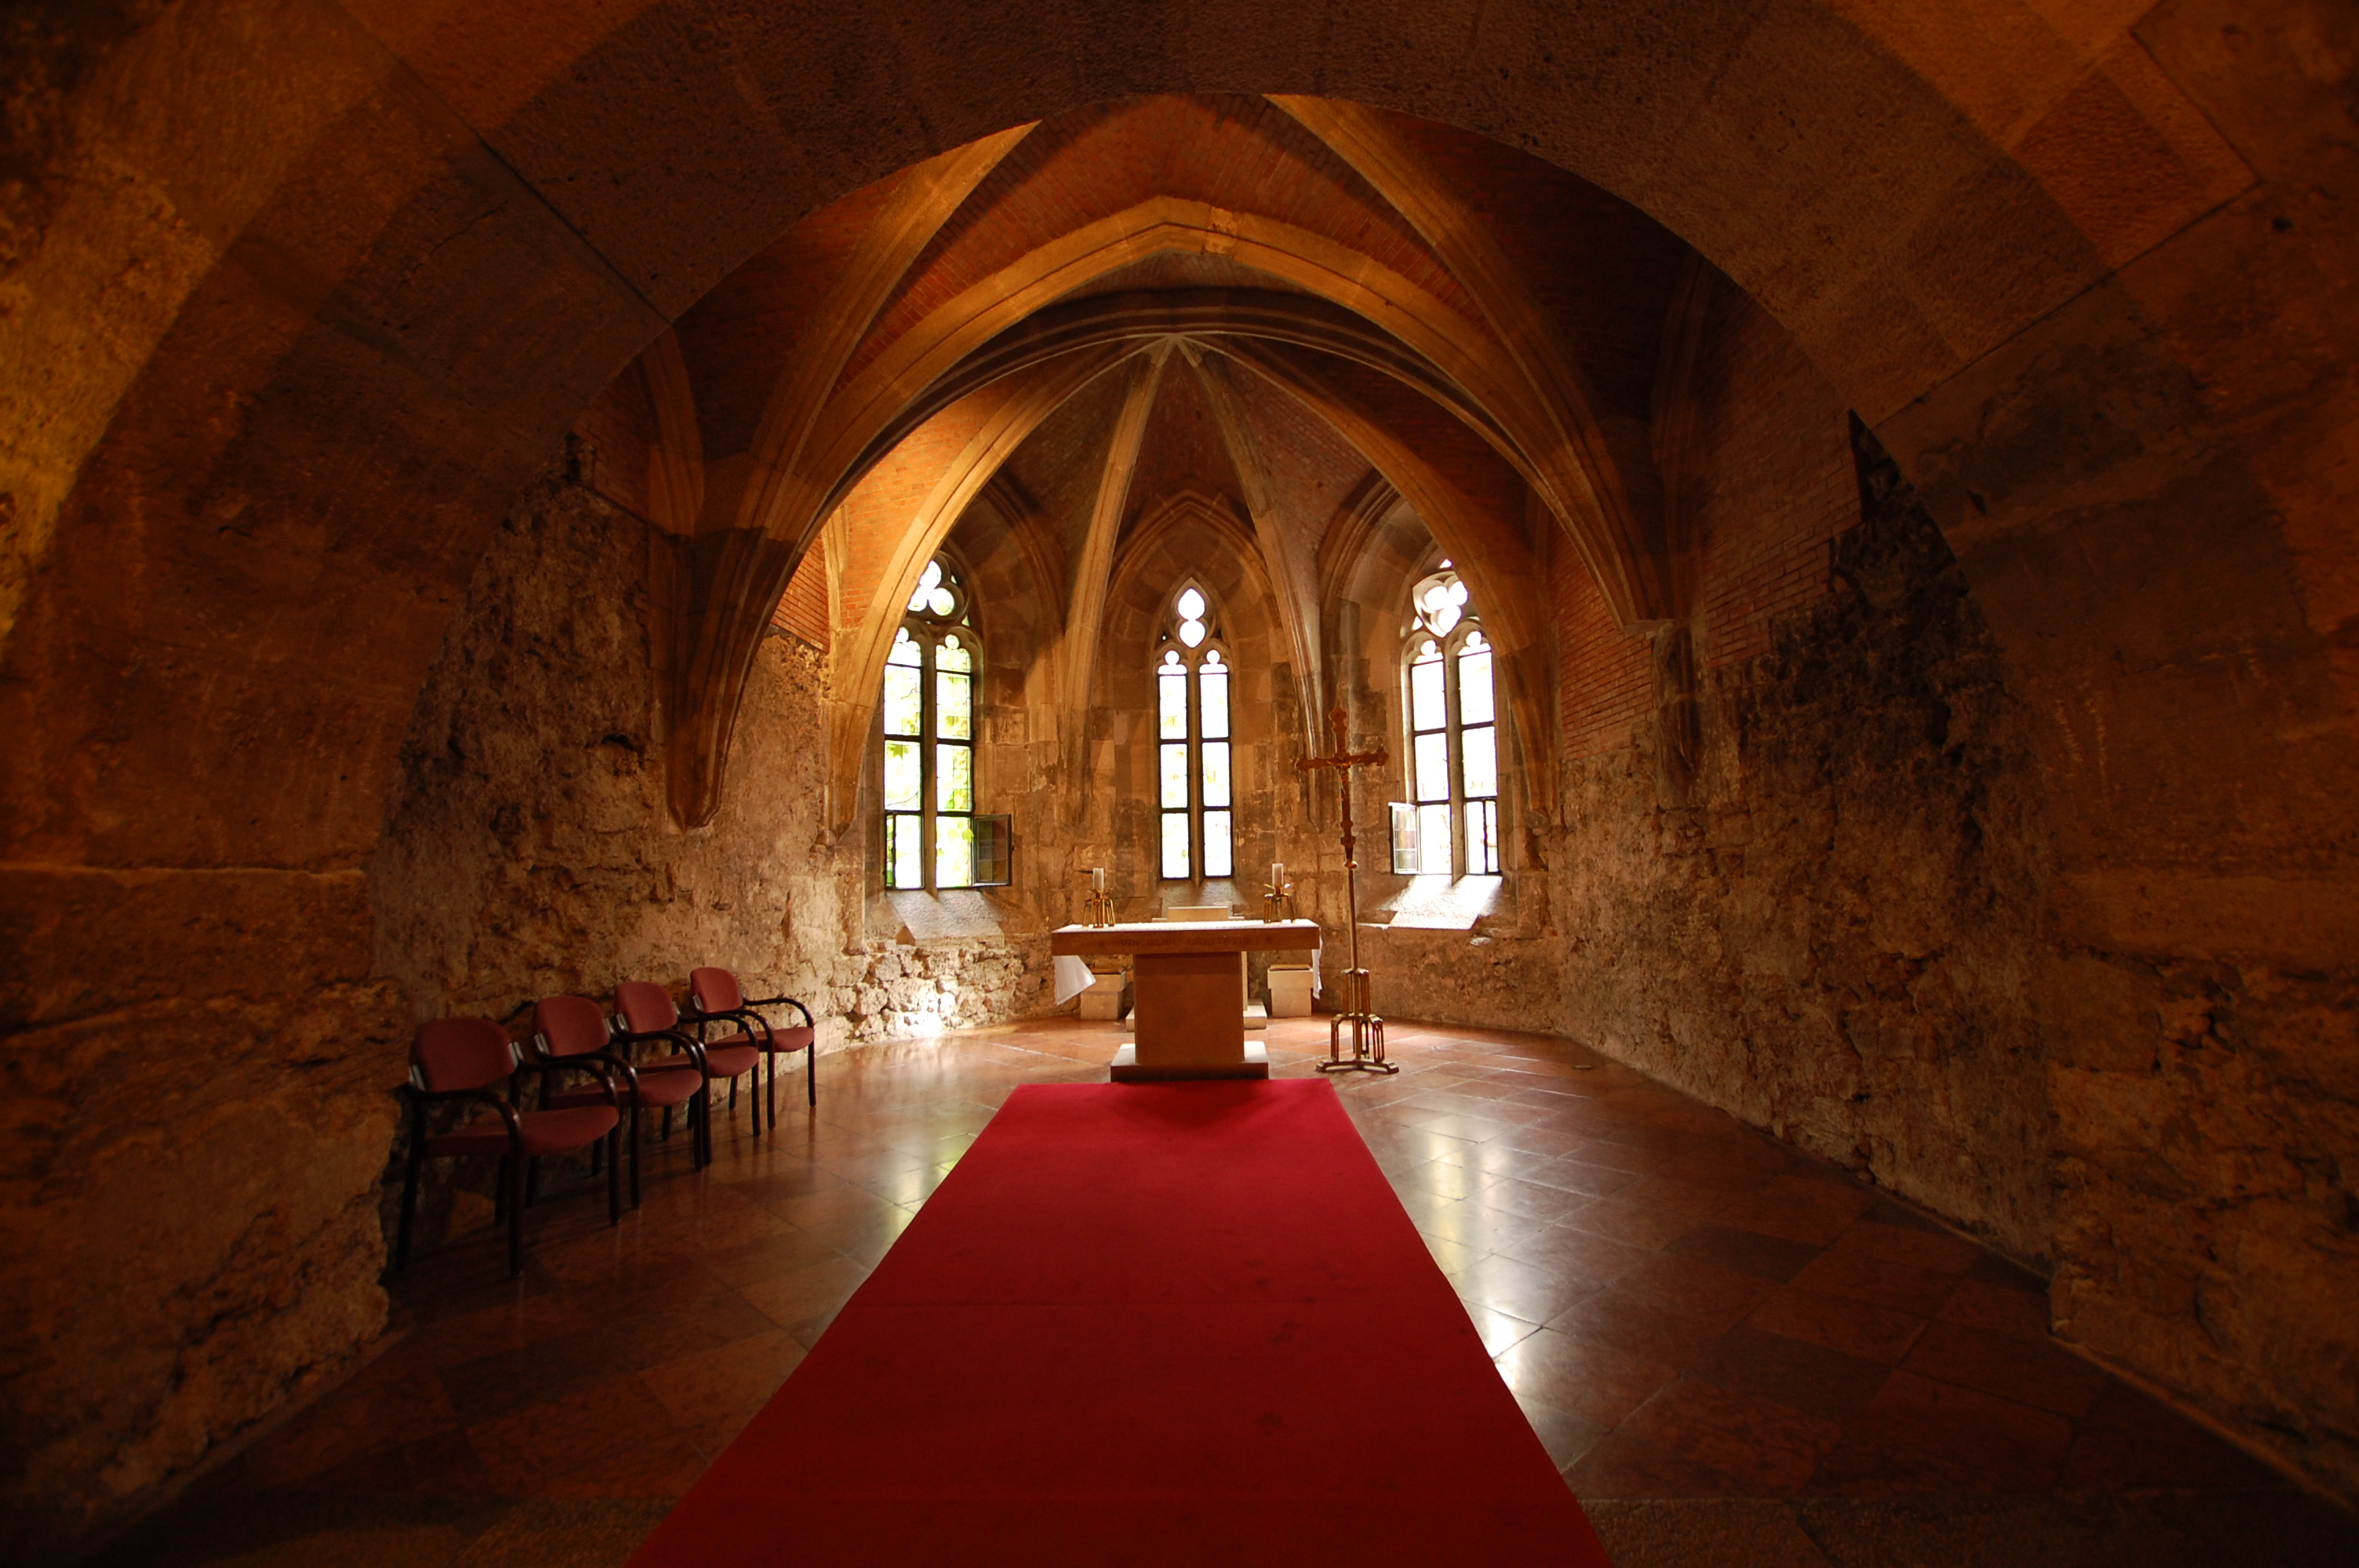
xmin=882 ymin=557 xmax=983 ymax=890
xmin=1396 ymin=566 xmax=1501 ymax=876
xmin=1155 ymin=584 xmax=1234 ymax=881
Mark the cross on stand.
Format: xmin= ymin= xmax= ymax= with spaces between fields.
xmin=1296 ymin=706 xmax=1397 ymax=1074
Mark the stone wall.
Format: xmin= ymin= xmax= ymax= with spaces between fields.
xmin=368 ymin=463 xmax=1057 ymax=1243
xmin=1551 ymin=426 xmax=2058 ymax=1261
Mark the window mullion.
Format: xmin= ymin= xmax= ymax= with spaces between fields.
xmin=920 ymin=637 xmax=936 ymax=891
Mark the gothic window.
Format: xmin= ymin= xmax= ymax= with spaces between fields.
xmin=1398 ymin=566 xmax=1501 ymax=875
xmin=882 ymin=557 xmax=982 ymax=890
xmin=1155 ymin=584 xmax=1234 ymax=881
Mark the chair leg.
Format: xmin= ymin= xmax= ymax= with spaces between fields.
xmin=661 ymin=1105 xmax=674 ymax=1142
xmin=591 ymin=1138 xmax=603 ymax=1176
xmin=394 ymin=1134 xmax=425 ymax=1272
xmin=628 ymin=1105 xmax=642 ymax=1208
xmin=766 ymin=1051 xmax=777 ymax=1131
xmin=507 ymin=1152 xmax=526 ymax=1276
xmin=807 ymin=1045 xmax=816 ymax=1108
xmin=606 ymin=1127 xmax=621 ymax=1225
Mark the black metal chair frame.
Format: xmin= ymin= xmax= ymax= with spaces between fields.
xmin=394 ymin=1047 xmax=622 ymax=1277
xmin=607 ymin=1010 xmax=718 ymax=1168
xmin=683 ymin=989 xmax=819 ymax=1134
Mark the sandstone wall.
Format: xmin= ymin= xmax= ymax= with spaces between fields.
xmin=1552 ymin=429 xmax=2057 ymax=1260
xmin=368 ymin=463 xmax=1057 ymax=1240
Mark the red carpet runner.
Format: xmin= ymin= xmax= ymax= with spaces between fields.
xmin=631 ymin=1079 xmax=1612 ymax=1566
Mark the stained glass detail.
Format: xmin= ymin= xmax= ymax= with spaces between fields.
xmin=1161 ymin=813 xmax=1190 ymax=880
xmin=1160 ymin=742 xmax=1190 ymax=809
xmin=1159 ymin=652 xmax=1188 ymax=739
xmin=1201 ymin=740 xmax=1231 ymax=808
xmin=1200 ymin=652 xmax=1229 ymax=739
xmin=1203 ymin=810 xmax=1233 ymax=878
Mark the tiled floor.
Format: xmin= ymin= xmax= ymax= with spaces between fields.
xmin=99 ymin=1018 xmax=2356 ymax=1567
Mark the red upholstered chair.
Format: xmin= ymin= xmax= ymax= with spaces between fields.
xmin=394 ymin=1017 xmax=620 ymax=1276
xmin=529 ymin=994 xmax=703 ymax=1208
xmin=685 ymin=967 xmax=817 ymax=1133
xmin=613 ymin=980 xmax=761 ymax=1163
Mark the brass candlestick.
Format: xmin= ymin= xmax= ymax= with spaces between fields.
xmin=1079 ymin=867 xmax=1117 ymax=927
xmin=1262 ymin=879 xmax=1296 ymax=923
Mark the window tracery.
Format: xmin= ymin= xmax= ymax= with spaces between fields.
xmin=882 ymin=556 xmax=982 ymax=889
xmin=1398 ymin=565 xmax=1501 ymax=876
xmin=1155 ymin=583 xmax=1233 ymax=881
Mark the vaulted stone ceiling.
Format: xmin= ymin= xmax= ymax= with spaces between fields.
xmin=604 ymin=93 xmax=1699 ymax=829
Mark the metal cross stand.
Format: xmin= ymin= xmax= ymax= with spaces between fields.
xmin=1296 ymin=706 xmax=1395 ymax=1074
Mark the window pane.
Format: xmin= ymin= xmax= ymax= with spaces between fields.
xmin=935 ymin=814 xmax=973 ymax=888
xmin=1203 ymin=810 xmax=1232 ymax=878
xmin=936 ymin=669 xmax=971 ymax=740
xmin=1160 ymin=742 xmax=1190 ymax=808
xmin=1467 ymin=799 xmax=1499 ymax=873
xmin=1176 ymin=587 xmax=1206 ymax=621
xmin=883 ymin=739 xmax=921 ymax=810
xmin=884 ymin=664 xmax=921 ymax=737
xmin=936 ymin=742 xmax=972 ymax=812
xmin=1414 ymin=731 xmax=1449 ymax=802
xmin=887 ymin=629 xmax=922 ymax=666
xmin=886 ymin=814 xmax=923 ymax=889
xmin=1390 ymin=801 xmax=1420 ymax=875
xmin=1418 ymin=803 xmax=1452 ymax=875
xmin=1159 ymin=670 xmax=1189 ymax=738
xmin=1463 ymin=724 xmax=1497 ymax=800
xmin=1410 ymin=655 xmax=1445 ymax=731
xmin=1200 ymin=666 xmax=1229 ymax=739
xmin=937 ymin=635 xmax=972 ymax=673
xmin=1457 ymin=647 xmax=1494 ymax=725
xmin=1201 ymin=739 xmax=1231 ymax=808
xmin=1161 ymin=812 xmax=1191 ymax=879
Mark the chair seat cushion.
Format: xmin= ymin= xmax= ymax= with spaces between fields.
xmin=721 ymin=1025 xmax=812 ymax=1054
xmin=701 ymin=1043 xmax=759 ymax=1076
xmin=428 ymin=1105 xmax=617 ymax=1157
xmin=550 ymin=1071 xmax=700 ymax=1110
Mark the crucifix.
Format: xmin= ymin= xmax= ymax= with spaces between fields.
xmin=1296 ymin=705 xmax=1397 ymax=1074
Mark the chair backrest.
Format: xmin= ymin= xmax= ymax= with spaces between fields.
xmin=689 ymin=966 xmax=743 ymax=1012
xmin=533 ymin=995 xmax=610 ymax=1058
xmin=614 ymin=980 xmax=679 ymax=1034
xmin=413 ymin=1018 xmax=518 ymax=1093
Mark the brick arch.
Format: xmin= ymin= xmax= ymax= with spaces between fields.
xmin=4 ymin=1 xmax=2351 ymax=1551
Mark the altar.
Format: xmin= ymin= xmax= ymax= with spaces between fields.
xmin=1049 ymin=919 xmax=1323 ymax=1081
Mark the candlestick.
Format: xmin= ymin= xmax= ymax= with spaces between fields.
xmin=1270 ymin=861 xmax=1284 ymax=890
xmin=1092 ymin=866 xmax=1106 ymax=892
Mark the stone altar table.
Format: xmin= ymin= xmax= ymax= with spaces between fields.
xmin=1049 ymin=919 xmax=1322 ymax=1081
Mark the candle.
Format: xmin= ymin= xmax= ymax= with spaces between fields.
xmin=1271 ymin=861 xmax=1285 ymax=890
xmin=1092 ymin=866 xmax=1106 ymax=892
